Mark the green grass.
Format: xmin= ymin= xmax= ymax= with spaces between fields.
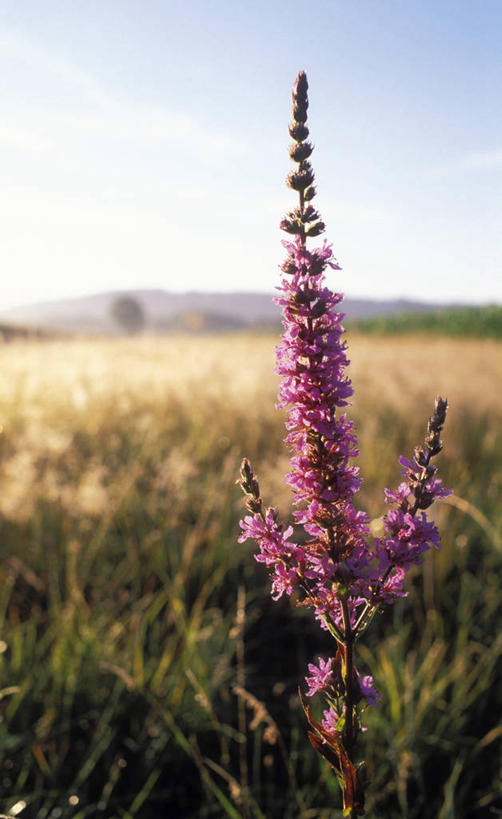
xmin=351 ymin=304 xmax=502 ymax=338
xmin=0 ymin=335 xmax=500 ymax=818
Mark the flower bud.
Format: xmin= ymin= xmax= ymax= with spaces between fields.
xmin=311 ymin=299 xmax=327 ymax=318
xmin=301 ymin=205 xmax=320 ymax=223
xmin=239 ymin=458 xmax=261 ymax=500
xmin=292 ymin=71 xmax=308 ymax=103
xmin=294 ymin=289 xmax=311 ymax=305
xmin=289 ymin=141 xmax=314 ymax=162
xmin=309 ymin=254 xmax=326 ymax=276
xmin=280 ymin=217 xmax=303 ymax=235
xmin=415 ymin=492 xmax=434 ymax=510
xmin=287 ymin=167 xmax=315 ymax=192
xmin=414 ymin=446 xmax=427 ymax=466
xmin=306 ymin=222 xmax=325 ymax=237
xmin=435 ymin=396 xmax=448 ymax=421
xmin=281 ymin=259 xmax=297 ymax=275
xmin=288 ymin=122 xmax=309 ymax=142
xmin=293 ymin=102 xmax=308 ymax=123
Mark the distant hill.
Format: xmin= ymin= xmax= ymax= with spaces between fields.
xmin=0 ymin=289 xmax=475 ymax=335
xmin=0 ymin=290 xmax=277 ymax=334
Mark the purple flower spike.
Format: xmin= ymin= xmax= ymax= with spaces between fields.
xmin=238 ymin=72 xmax=450 ymax=814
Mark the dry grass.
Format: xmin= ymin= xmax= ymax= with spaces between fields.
xmin=1 ymin=332 xmax=499 ymax=522
xmin=0 ymin=332 xmax=500 ymax=817
xmin=348 ymin=332 xmax=502 ymax=417
xmin=1 ymin=332 xmax=499 ymax=424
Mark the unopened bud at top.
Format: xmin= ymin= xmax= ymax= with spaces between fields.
xmin=292 ymin=71 xmax=308 ymax=106
xmin=283 ymin=71 xmax=325 ymax=242
xmin=435 ymin=397 xmax=448 ymax=422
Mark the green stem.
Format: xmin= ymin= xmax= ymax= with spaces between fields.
xmin=341 ymin=597 xmax=355 ymax=757
xmin=341 ymin=596 xmax=359 ymax=818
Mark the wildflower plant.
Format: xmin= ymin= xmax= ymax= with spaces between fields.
xmin=238 ymin=71 xmax=451 ymax=816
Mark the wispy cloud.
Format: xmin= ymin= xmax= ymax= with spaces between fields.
xmin=0 ymin=28 xmax=245 ymax=158
xmin=431 ymin=148 xmax=502 ymax=176
xmin=0 ymin=28 xmax=112 ymax=108
xmin=1 ymin=105 xmax=246 ymax=157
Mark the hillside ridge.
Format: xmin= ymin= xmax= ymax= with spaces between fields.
xmin=0 ymin=289 xmax=480 ymax=334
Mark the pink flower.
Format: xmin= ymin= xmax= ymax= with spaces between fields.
xmin=305 ymin=656 xmax=334 ymax=696
xmin=322 ymin=706 xmax=342 ymax=735
xmin=356 ymin=672 xmax=381 ymax=707
xmin=270 ymin=562 xmax=298 ymax=600
xmin=384 ymin=483 xmax=412 ymax=505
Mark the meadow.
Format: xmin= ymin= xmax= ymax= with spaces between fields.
xmin=352 ymin=305 xmax=502 ymax=339
xmin=0 ymin=333 xmax=500 ymax=818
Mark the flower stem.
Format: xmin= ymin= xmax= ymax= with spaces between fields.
xmin=341 ymin=597 xmax=355 ymax=755
xmin=341 ymin=595 xmax=359 ymax=817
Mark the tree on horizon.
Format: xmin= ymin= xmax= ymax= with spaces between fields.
xmin=110 ymin=296 xmax=146 ymax=335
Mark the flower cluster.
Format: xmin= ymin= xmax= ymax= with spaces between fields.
xmin=238 ymin=71 xmax=450 ymax=815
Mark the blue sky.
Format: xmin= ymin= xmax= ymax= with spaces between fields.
xmin=1 ymin=0 xmax=500 ymax=308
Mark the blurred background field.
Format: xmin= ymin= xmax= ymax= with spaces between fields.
xmin=0 ymin=332 xmax=501 ymax=818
